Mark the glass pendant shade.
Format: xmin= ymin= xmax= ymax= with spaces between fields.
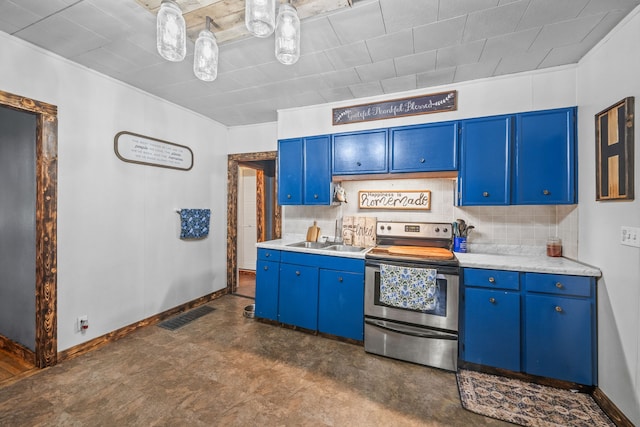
xmin=156 ymin=0 xmax=186 ymax=62
xmin=194 ymin=28 xmax=219 ymax=82
xmin=245 ymin=0 xmax=276 ymax=38
xmin=275 ymin=3 xmax=300 ymax=65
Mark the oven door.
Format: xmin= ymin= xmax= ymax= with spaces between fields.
xmin=365 ymin=260 xmax=459 ymax=332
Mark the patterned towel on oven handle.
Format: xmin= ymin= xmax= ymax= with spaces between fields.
xmin=379 ymin=264 xmax=438 ymax=311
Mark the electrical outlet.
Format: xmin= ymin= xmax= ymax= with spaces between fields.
xmin=621 ymin=226 xmax=640 ymax=248
xmin=76 ymin=315 xmax=88 ymax=332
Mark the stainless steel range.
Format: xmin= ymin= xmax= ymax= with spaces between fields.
xmin=364 ymin=221 xmax=460 ymax=371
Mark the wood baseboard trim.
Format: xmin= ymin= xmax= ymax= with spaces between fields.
xmin=592 ymin=387 xmax=634 ymax=427
xmin=0 ymin=335 xmax=36 ymax=366
xmin=58 ymin=289 xmax=228 ymax=362
xmin=239 ymin=269 xmax=256 ymax=277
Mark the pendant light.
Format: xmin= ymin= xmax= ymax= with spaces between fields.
xmin=275 ymin=1 xmax=300 ymax=65
xmin=156 ymin=0 xmax=186 ymax=62
xmin=194 ymin=17 xmax=219 ymax=82
xmin=245 ymin=0 xmax=276 ymax=38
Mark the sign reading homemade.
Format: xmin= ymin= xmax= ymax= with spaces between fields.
xmin=358 ymin=190 xmax=431 ymax=210
xmin=114 ymin=131 xmax=193 ymax=171
xmin=332 ymin=90 xmax=457 ymax=125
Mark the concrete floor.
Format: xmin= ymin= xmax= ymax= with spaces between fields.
xmin=0 ymin=295 xmax=509 ymax=426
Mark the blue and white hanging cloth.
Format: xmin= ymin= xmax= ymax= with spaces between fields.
xmin=178 ymin=209 xmax=211 ymax=239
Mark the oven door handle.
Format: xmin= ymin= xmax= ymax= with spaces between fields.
xmin=365 ymin=319 xmax=457 ymax=340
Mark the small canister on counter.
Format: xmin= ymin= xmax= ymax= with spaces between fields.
xmin=546 ymin=237 xmax=562 ymax=257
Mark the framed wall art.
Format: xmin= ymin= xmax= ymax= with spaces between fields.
xmin=595 ymin=97 xmax=635 ymax=201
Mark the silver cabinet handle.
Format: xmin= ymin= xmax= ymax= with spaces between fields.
xmin=287 ymin=194 xmax=291 ymax=199
xmin=488 ymin=277 xmax=495 ymax=283
xmin=483 ymin=191 xmax=489 ymax=197
xmin=489 ymin=297 xmax=496 ymax=304
xmin=314 ymin=194 xmax=318 ymax=199
xmin=555 ymin=282 xmax=563 ymax=289
xmin=419 ymin=158 xmax=425 ymax=163
xmin=295 ymin=271 xmax=300 ymax=276
xmin=356 ymin=161 xmax=362 ymax=166
xmin=555 ymin=306 xmax=563 ymax=312
xmin=543 ymin=189 xmax=550 ymax=195
xmin=263 ymin=266 xmax=268 ymax=271
xmin=338 ymin=277 xmax=343 ymax=283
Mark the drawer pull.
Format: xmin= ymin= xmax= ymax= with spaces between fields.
xmin=265 ymin=253 xmax=270 ymax=257
xmin=482 ymin=191 xmax=490 ymax=197
xmin=295 ymin=271 xmax=300 ymax=276
xmin=338 ymin=277 xmax=343 ymax=283
xmin=489 ymin=297 xmax=496 ymax=304
xmin=488 ymin=277 xmax=496 ymax=284
xmin=357 ymin=161 xmax=362 ymax=166
xmin=555 ymin=282 xmax=563 ymax=289
xmin=314 ymin=194 xmax=318 ymax=199
xmin=287 ymin=194 xmax=292 ymax=199
xmin=419 ymin=158 xmax=425 ymax=163
xmin=263 ymin=266 xmax=268 ymax=271
xmin=555 ymin=306 xmax=563 ymax=312
xmin=543 ymin=189 xmax=550 ymax=195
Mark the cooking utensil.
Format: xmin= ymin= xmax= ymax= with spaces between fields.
xmin=306 ymin=221 xmax=320 ymax=242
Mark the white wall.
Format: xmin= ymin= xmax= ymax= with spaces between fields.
xmin=227 ymin=122 xmax=278 ymax=153
xmin=577 ymin=7 xmax=640 ymax=424
xmin=0 ymin=32 xmax=229 ymax=351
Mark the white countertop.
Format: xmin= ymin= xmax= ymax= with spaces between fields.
xmin=256 ymin=239 xmax=601 ymax=277
xmin=256 ymin=236 xmax=369 ymax=259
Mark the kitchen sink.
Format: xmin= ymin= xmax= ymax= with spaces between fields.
xmin=286 ymin=241 xmax=332 ymax=249
xmin=325 ymin=245 xmax=367 ymax=253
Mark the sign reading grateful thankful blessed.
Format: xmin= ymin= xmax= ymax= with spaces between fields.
xmin=332 ymin=91 xmax=457 ymax=125
xmin=358 ymin=190 xmax=431 ymax=210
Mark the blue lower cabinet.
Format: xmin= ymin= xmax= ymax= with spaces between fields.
xmin=255 ymin=260 xmax=280 ymax=321
xmin=464 ymin=288 xmax=520 ymax=371
xmin=318 ymin=269 xmax=364 ymax=341
xmin=278 ymin=263 xmax=319 ymax=330
xmin=524 ymin=294 xmax=594 ymax=384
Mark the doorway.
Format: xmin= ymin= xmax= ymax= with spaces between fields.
xmin=0 ymin=89 xmax=58 ymax=368
xmin=227 ymin=152 xmax=280 ymax=296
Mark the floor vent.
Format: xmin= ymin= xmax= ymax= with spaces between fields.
xmin=158 ymin=305 xmax=215 ymax=331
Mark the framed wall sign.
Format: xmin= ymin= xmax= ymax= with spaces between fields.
xmin=114 ymin=131 xmax=194 ymax=171
xmin=332 ymin=90 xmax=457 ymax=125
xmin=358 ymin=190 xmax=431 ymax=210
xmin=595 ymin=97 xmax=634 ymax=201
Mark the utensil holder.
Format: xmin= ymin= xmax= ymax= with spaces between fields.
xmin=453 ymin=236 xmax=467 ymax=253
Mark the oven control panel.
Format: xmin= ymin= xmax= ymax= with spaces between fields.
xmin=376 ymin=221 xmax=452 ymax=239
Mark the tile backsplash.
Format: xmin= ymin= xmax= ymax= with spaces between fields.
xmin=283 ymin=178 xmax=578 ymax=258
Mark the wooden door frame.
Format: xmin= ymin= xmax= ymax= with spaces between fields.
xmin=0 ymin=89 xmax=57 ymax=368
xmin=227 ymin=152 xmax=280 ymax=294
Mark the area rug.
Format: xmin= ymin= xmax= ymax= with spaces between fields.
xmin=456 ymin=369 xmax=615 ymax=427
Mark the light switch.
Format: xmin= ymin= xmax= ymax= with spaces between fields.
xmin=621 ymin=226 xmax=640 ymax=248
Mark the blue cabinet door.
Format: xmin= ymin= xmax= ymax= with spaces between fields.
xmin=524 ymin=294 xmax=593 ymax=384
xmin=255 ymin=260 xmax=280 ymax=321
xmin=278 ymin=263 xmax=319 ymax=330
xmin=303 ymin=135 xmax=331 ymax=205
xmin=515 ymin=108 xmax=576 ymax=204
xmin=459 ymin=116 xmax=513 ymax=205
xmin=332 ymin=129 xmax=388 ymax=175
xmin=463 ymin=287 xmax=521 ymax=371
xmin=318 ymin=270 xmax=364 ymax=341
xmin=277 ymin=138 xmax=303 ymax=205
xmin=389 ymin=122 xmax=458 ymax=172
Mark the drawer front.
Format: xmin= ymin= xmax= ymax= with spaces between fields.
xmin=463 ymin=268 xmax=519 ymax=290
xmin=257 ymin=248 xmax=281 ymax=262
xmin=525 ymin=273 xmax=592 ymax=297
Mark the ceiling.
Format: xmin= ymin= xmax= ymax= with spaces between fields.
xmin=1 ymin=0 xmax=639 ymax=127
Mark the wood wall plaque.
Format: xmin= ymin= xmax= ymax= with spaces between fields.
xmin=332 ymin=91 xmax=457 ymax=125
xmin=595 ymin=97 xmax=634 ymax=201
xmin=114 ymin=131 xmax=193 ymax=171
xmin=358 ymin=190 xmax=431 ymax=210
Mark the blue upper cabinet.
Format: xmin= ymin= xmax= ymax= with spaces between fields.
xmin=303 ymin=135 xmax=332 ymax=204
xmin=278 ymin=135 xmax=331 ymax=205
xmin=458 ymin=116 xmax=513 ymax=206
xmin=515 ymin=107 xmax=577 ymax=204
xmin=278 ymin=138 xmax=303 ymax=204
xmin=389 ymin=121 xmax=458 ymax=173
xmin=332 ymin=129 xmax=388 ymax=175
